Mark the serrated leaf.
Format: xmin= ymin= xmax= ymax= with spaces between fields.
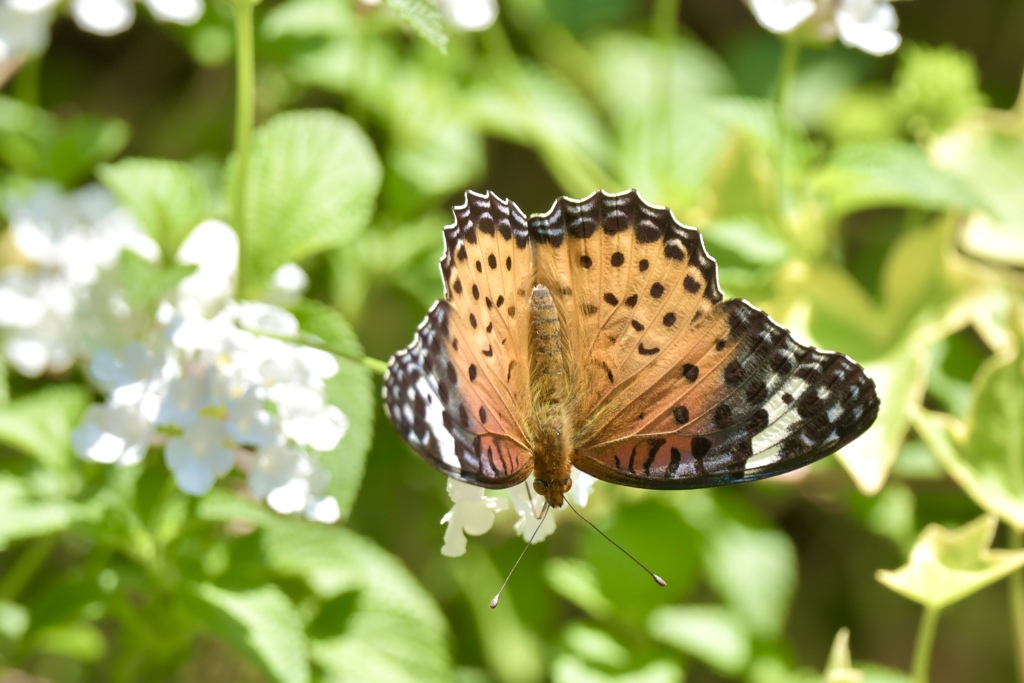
xmin=190 ymin=582 xmax=310 ymax=683
xmin=0 ymin=385 xmax=93 ymax=470
xmin=383 ymin=0 xmax=448 ymax=52
xmin=647 ymin=604 xmax=751 ymax=676
xmin=230 ymin=110 xmax=382 ymax=293
xmin=876 ymin=514 xmax=1024 ymax=609
xmin=701 ymin=519 xmax=797 ymax=639
xmin=813 ymin=141 xmax=984 ymax=217
xmin=292 ymin=301 xmax=374 ymax=520
xmin=98 ymin=157 xmax=211 ymax=257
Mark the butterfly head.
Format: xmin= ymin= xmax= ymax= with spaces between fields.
xmin=533 ymin=475 xmax=572 ymax=508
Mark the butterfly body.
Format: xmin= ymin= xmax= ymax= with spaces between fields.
xmin=384 ymin=190 xmax=879 ymax=506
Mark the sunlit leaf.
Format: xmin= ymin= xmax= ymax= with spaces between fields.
xmin=189 ymin=582 xmax=310 ymax=683
xmin=913 ymin=320 xmax=1024 ymax=529
xmin=813 ymin=141 xmax=984 ymax=217
xmin=561 ymin=623 xmax=629 ymax=668
xmin=382 ymin=0 xmax=448 ymax=53
xmin=837 ymin=345 xmax=929 ymax=495
xmin=230 ymin=110 xmax=382 ymax=293
xmin=0 ymin=475 xmax=90 ymax=548
xmin=823 ymin=628 xmax=862 ymax=683
xmin=98 ymin=157 xmax=211 ymax=257
xmin=876 ymin=514 xmax=1024 ymax=609
xmin=552 ymin=653 xmax=682 ymax=683
xmin=0 ymin=385 xmax=93 ymax=470
xmin=647 ymin=604 xmax=751 ymax=677
xmin=701 ymin=519 xmax=797 ymax=639
xmin=32 ymin=622 xmax=106 ymax=662
xmin=544 ymin=558 xmax=613 ymax=619
xmin=292 ymin=301 xmax=375 ymax=520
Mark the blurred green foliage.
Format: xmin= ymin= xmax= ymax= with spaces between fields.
xmin=1 ymin=1 xmax=1023 ymax=682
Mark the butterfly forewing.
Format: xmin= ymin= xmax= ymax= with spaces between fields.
xmin=383 ymin=192 xmax=536 ymax=488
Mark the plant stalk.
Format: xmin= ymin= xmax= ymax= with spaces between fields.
xmin=911 ymin=606 xmax=941 ymax=683
xmin=232 ymin=0 xmax=256 ymax=296
xmin=0 ymin=537 xmax=56 ymax=601
xmin=1010 ymin=528 xmax=1024 ymax=683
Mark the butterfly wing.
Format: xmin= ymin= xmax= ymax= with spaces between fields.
xmin=383 ymin=191 xmax=537 ymax=488
xmin=529 ymin=191 xmax=879 ymax=489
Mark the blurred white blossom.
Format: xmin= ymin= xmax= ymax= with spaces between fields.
xmin=1 ymin=198 xmax=351 ymax=523
xmin=440 ymin=468 xmax=597 ymax=556
xmin=0 ymin=0 xmax=58 ymax=62
xmin=0 ymin=183 xmax=157 ymax=376
xmin=438 ymin=0 xmax=498 ymax=32
xmin=748 ymin=0 xmax=902 ymax=56
xmin=72 ymin=0 xmax=203 ymax=36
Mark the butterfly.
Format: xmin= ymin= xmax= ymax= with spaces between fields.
xmin=383 ymin=190 xmax=879 ymax=509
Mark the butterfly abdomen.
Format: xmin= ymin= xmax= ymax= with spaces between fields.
xmin=528 ymin=284 xmax=573 ymax=506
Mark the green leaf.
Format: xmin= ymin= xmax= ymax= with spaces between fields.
xmin=197 ymin=494 xmax=453 ymax=683
xmin=98 ymin=157 xmax=211 ymax=257
xmin=552 ymin=654 xmax=683 ymax=683
xmin=382 ymin=0 xmax=448 ymax=52
xmin=0 ymin=385 xmax=93 ymax=470
xmin=32 ymin=622 xmax=107 ymax=662
xmin=876 ymin=514 xmax=1024 ymax=609
xmin=561 ymin=623 xmax=630 ymax=668
xmin=292 ymin=301 xmax=375 ymax=520
xmin=913 ymin=322 xmax=1024 ymax=529
xmin=0 ymin=475 xmax=90 ymax=548
xmin=813 ymin=141 xmax=985 ymax=217
xmin=115 ymin=251 xmax=197 ymax=310
xmin=0 ymin=99 xmax=130 ymax=186
xmin=701 ymin=519 xmax=797 ymax=639
xmin=647 ymin=604 xmax=751 ymax=677
xmin=544 ymin=558 xmax=613 ymax=620
xmin=0 ymin=357 xmax=9 ymax=406
xmin=231 ymin=110 xmax=382 ymax=292
xmin=836 ymin=346 xmax=929 ymax=495
xmin=189 ymin=582 xmax=310 ymax=683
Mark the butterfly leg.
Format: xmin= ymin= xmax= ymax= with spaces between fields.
xmin=523 ymin=482 xmax=544 ymax=519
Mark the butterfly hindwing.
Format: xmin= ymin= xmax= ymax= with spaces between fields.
xmin=383 ymin=192 xmax=536 ymax=488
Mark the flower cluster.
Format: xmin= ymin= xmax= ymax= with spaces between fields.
xmin=748 ymin=0 xmax=902 ymax=56
xmin=1 ymin=183 xmax=345 ymax=522
xmin=440 ymin=469 xmax=596 ymax=556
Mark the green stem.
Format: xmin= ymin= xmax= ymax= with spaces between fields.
xmin=911 ymin=606 xmax=941 ymax=683
xmin=0 ymin=537 xmax=56 ymax=601
xmin=363 ymin=356 xmax=389 ymax=375
xmin=651 ymin=0 xmax=680 ymax=44
xmin=1010 ymin=529 xmax=1024 ymax=683
xmin=13 ymin=57 xmax=41 ymax=106
xmin=232 ymin=0 xmax=256 ymax=297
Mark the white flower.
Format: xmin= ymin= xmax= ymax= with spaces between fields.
xmin=441 ymin=480 xmax=509 ymax=557
xmin=748 ymin=0 xmax=817 ymax=33
xmin=0 ymin=0 xmax=58 ymax=61
xmin=248 ymin=442 xmax=341 ymax=523
xmin=175 ymin=219 xmax=238 ymax=316
xmin=164 ymin=416 xmax=235 ymax=495
xmin=747 ymin=0 xmax=901 ymax=56
xmin=438 ymin=0 xmax=497 ymax=32
xmin=71 ymin=0 xmax=203 ymax=36
xmin=0 ymin=183 xmax=156 ymax=376
xmin=439 ymin=468 xmax=597 ymax=555
xmin=72 ymin=402 xmax=153 ymax=466
xmin=834 ymin=0 xmax=901 ymax=56
xmin=264 ymin=263 xmax=309 ymax=306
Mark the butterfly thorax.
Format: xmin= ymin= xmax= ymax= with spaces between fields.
xmin=528 ymin=284 xmax=573 ymax=507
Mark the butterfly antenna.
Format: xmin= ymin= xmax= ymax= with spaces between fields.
xmin=490 ymin=502 xmax=551 ymax=609
xmin=563 ymin=498 xmax=666 ymax=587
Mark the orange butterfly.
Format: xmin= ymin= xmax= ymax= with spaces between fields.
xmin=384 ymin=191 xmax=878 ymax=509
